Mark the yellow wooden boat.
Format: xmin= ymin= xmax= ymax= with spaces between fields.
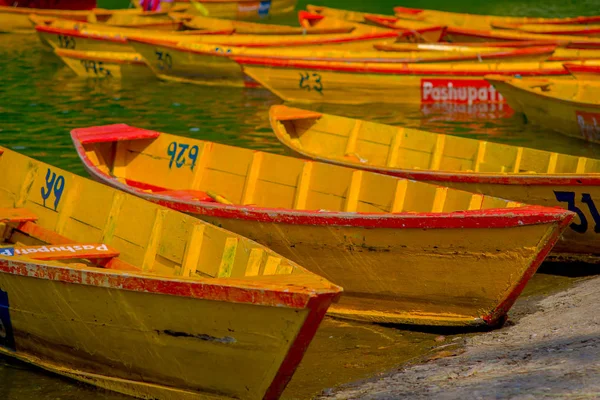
xmin=235 ymin=56 xmax=594 ymax=105
xmin=0 ymin=5 xmax=186 ymax=33
xmin=269 ymin=105 xmax=600 ymax=260
xmin=486 ymin=74 xmax=600 ymax=144
xmin=130 ymin=38 xmax=558 ymax=88
xmin=180 ymin=13 xmax=355 ymax=34
xmin=70 ymin=123 xmax=572 ymax=326
xmin=393 ymin=6 xmax=600 ymax=31
xmin=55 ymin=49 xmax=154 ymax=79
xmin=163 ymin=0 xmax=297 ymax=20
xmin=300 ymin=8 xmax=445 ymax=43
xmin=0 ymin=145 xmax=341 ymax=400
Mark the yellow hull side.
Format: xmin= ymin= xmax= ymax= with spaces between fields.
xmin=56 ymin=50 xmax=154 ymax=79
xmin=0 ymin=271 xmax=311 ymax=399
xmin=38 ymin=29 xmax=134 ymax=52
xmin=241 ymin=63 xmax=574 ymax=104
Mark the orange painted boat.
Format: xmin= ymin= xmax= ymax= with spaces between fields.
xmin=180 ymin=13 xmax=355 ymax=35
xmin=165 ymin=0 xmax=297 ymax=20
xmin=0 ymin=146 xmax=341 ymax=400
xmin=299 ymin=10 xmax=444 ymax=43
xmin=393 ymin=6 xmax=600 ymax=30
xmin=71 ymin=123 xmax=573 ymax=326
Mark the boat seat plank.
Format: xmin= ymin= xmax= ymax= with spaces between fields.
xmin=270 ymin=107 xmax=322 ymax=121
xmin=73 ymin=124 xmax=161 ymax=144
xmin=0 ymin=208 xmax=38 ymax=223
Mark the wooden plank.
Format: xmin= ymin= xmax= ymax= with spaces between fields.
xmin=0 ymin=243 xmax=119 ymax=260
xmin=576 ymin=157 xmax=588 ymax=174
xmin=0 ymin=208 xmax=38 ymax=223
xmin=244 ymin=248 xmax=264 ymax=277
xmin=16 ymin=167 xmax=38 ymax=207
xmin=263 ymin=256 xmax=282 ymax=275
xmin=429 ymin=135 xmax=446 ymax=170
xmin=180 ymin=224 xmax=205 ymax=277
xmin=473 ymin=141 xmax=487 ymax=172
xmin=547 ymin=152 xmax=559 ymax=174
xmin=112 ymin=141 xmax=128 ymax=178
xmin=275 ymin=263 xmax=293 ymax=275
xmin=241 ymin=152 xmax=264 ymax=205
xmin=101 ymin=192 xmax=125 ymax=244
xmin=386 ymin=128 xmax=404 ymax=168
xmin=390 ymin=180 xmax=408 ymax=213
xmin=217 ymin=237 xmax=238 ymax=278
xmin=55 ymin=181 xmax=80 ymax=235
xmin=344 ymin=120 xmax=362 ymax=156
xmin=141 ymin=209 xmax=166 ymax=272
xmin=344 ymin=171 xmax=363 ymax=212
xmin=512 ymin=147 xmax=524 ymax=173
xmin=293 ymin=162 xmax=313 ymax=210
xmin=190 ymin=142 xmax=213 ymax=190
xmin=431 ymin=187 xmax=448 ymax=213
xmin=85 ymin=150 xmax=110 ymax=174
xmin=468 ymin=194 xmax=484 ymax=210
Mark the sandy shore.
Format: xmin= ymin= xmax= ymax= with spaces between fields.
xmin=318 ymin=275 xmax=600 ymax=399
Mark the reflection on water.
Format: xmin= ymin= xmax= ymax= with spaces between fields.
xmin=1 ymin=2 xmax=600 ymax=398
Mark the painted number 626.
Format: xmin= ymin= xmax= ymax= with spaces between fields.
xmin=554 ymin=191 xmax=600 ymax=234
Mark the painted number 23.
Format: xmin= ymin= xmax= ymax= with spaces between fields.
xmin=41 ymin=168 xmax=65 ymax=210
xmin=167 ymin=142 xmax=199 ymax=170
xmin=554 ymin=191 xmax=600 ymax=234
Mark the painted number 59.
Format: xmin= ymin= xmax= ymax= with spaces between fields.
xmin=554 ymin=191 xmax=600 ymax=234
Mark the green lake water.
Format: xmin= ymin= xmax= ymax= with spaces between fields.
xmin=1 ymin=0 xmax=600 ymax=399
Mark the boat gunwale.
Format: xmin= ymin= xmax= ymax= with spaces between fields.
xmin=36 ymin=25 xmax=129 ymax=43
xmin=269 ymin=105 xmax=600 ymax=186
xmin=233 ymin=54 xmax=574 ymax=76
xmin=71 ymin=126 xmax=574 ymax=230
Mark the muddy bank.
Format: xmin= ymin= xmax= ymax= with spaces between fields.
xmin=318 ymin=275 xmax=600 ymax=400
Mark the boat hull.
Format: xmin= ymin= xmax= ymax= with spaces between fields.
xmin=237 ymin=58 xmax=577 ymax=105
xmin=488 ymin=77 xmax=600 ymax=144
xmin=174 ymin=0 xmax=297 ymax=20
xmin=71 ymin=128 xmax=572 ymax=326
xmin=56 ymin=49 xmax=154 ymax=79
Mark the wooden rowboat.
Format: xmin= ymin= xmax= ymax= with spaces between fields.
xmin=235 ymin=57 xmax=594 ymax=105
xmin=162 ymin=0 xmax=297 ymax=20
xmin=299 ymin=9 xmax=445 ymax=43
xmin=269 ymin=105 xmax=600 ymax=261
xmin=486 ymin=74 xmax=600 ymax=144
xmin=55 ymin=49 xmax=154 ymax=79
xmin=0 ymin=5 xmax=186 ymax=33
xmin=0 ymin=145 xmax=341 ymax=399
xmin=71 ymin=123 xmax=572 ymax=326
xmin=129 ymin=38 xmax=558 ymax=88
xmin=180 ymin=13 xmax=355 ymax=35
xmin=393 ymin=6 xmax=600 ymax=30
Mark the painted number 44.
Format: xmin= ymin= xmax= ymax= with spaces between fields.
xmin=554 ymin=191 xmax=600 ymax=234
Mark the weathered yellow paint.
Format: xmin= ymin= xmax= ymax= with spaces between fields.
xmin=486 ymin=75 xmax=600 ymax=143
xmin=78 ymin=129 xmax=571 ymax=326
xmin=270 ymin=105 xmax=600 ymax=259
xmin=497 ymin=23 xmax=600 ymax=37
xmin=0 ymin=147 xmax=341 ymax=399
xmin=55 ymin=49 xmax=154 ymax=79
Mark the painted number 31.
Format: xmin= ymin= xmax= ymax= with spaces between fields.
xmin=554 ymin=191 xmax=600 ymax=234
xmin=167 ymin=142 xmax=199 ymax=170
